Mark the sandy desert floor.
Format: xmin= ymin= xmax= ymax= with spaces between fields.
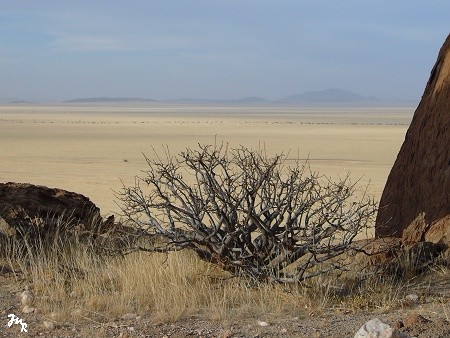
xmin=0 ymin=104 xmax=413 ymax=216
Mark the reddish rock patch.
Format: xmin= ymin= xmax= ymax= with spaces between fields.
xmin=376 ymin=34 xmax=450 ymax=239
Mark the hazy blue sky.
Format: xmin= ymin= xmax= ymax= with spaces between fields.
xmin=1 ymin=1 xmax=449 ymax=101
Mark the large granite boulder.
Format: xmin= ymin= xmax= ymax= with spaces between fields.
xmin=376 ymin=34 xmax=450 ymax=240
xmin=0 ymin=182 xmax=103 ymax=238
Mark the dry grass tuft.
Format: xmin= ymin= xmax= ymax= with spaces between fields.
xmin=1 ymin=220 xmax=448 ymax=325
xmin=2 ymin=230 xmax=311 ymax=323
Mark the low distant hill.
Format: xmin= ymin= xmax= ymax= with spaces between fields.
xmin=226 ymin=96 xmax=269 ymax=104
xmin=63 ymin=97 xmax=156 ymax=103
xmin=0 ymin=97 xmax=28 ymax=103
xmin=278 ymin=88 xmax=379 ymax=104
xmin=169 ymin=96 xmax=269 ymax=105
xmin=9 ymin=100 xmax=34 ymax=104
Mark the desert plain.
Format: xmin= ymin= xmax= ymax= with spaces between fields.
xmin=0 ymin=104 xmax=413 ymax=216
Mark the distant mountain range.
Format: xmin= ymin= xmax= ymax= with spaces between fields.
xmin=64 ymin=97 xmax=157 ymax=103
xmin=63 ymin=89 xmax=380 ymax=105
xmin=3 ymin=89 xmax=417 ymax=106
xmin=65 ymin=89 xmax=417 ymax=106
xmin=277 ymin=88 xmax=379 ymax=104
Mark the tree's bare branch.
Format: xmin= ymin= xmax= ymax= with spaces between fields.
xmin=117 ymin=143 xmax=377 ymax=283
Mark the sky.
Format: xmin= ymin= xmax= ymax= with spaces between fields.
xmin=0 ymin=1 xmax=449 ymax=102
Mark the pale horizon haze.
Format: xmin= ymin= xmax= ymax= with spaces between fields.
xmin=1 ymin=1 xmax=449 ymax=102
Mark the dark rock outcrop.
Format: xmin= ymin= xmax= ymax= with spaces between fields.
xmin=0 ymin=182 xmax=147 ymax=257
xmin=0 ymin=182 xmax=102 ymax=238
xmin=376 ymin=34 xmax=450 ymax=239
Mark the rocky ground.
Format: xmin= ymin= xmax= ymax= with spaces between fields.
xmin=1 ymin=267 xmax=449 ymax=338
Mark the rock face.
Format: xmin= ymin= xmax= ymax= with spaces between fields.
xmin=0 ymin=182 xmax=102 ymax=237
xmin=376 ymin=34 xmax=450 ymax=238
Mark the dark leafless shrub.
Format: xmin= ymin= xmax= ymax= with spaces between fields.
xmin=118 ymin=143 xmax=377 ymax=283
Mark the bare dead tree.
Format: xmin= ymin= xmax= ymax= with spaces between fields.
xmin=118 ymin=143 xmax=377 ymax=283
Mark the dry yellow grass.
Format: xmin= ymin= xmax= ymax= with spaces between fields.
xmin=3 ymin=230 xmax=422 ymax=322
xmin=9 ymin=237 xmax=312 ymax=323
xmin=3 ymin=223 xmax=448 ymax=327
